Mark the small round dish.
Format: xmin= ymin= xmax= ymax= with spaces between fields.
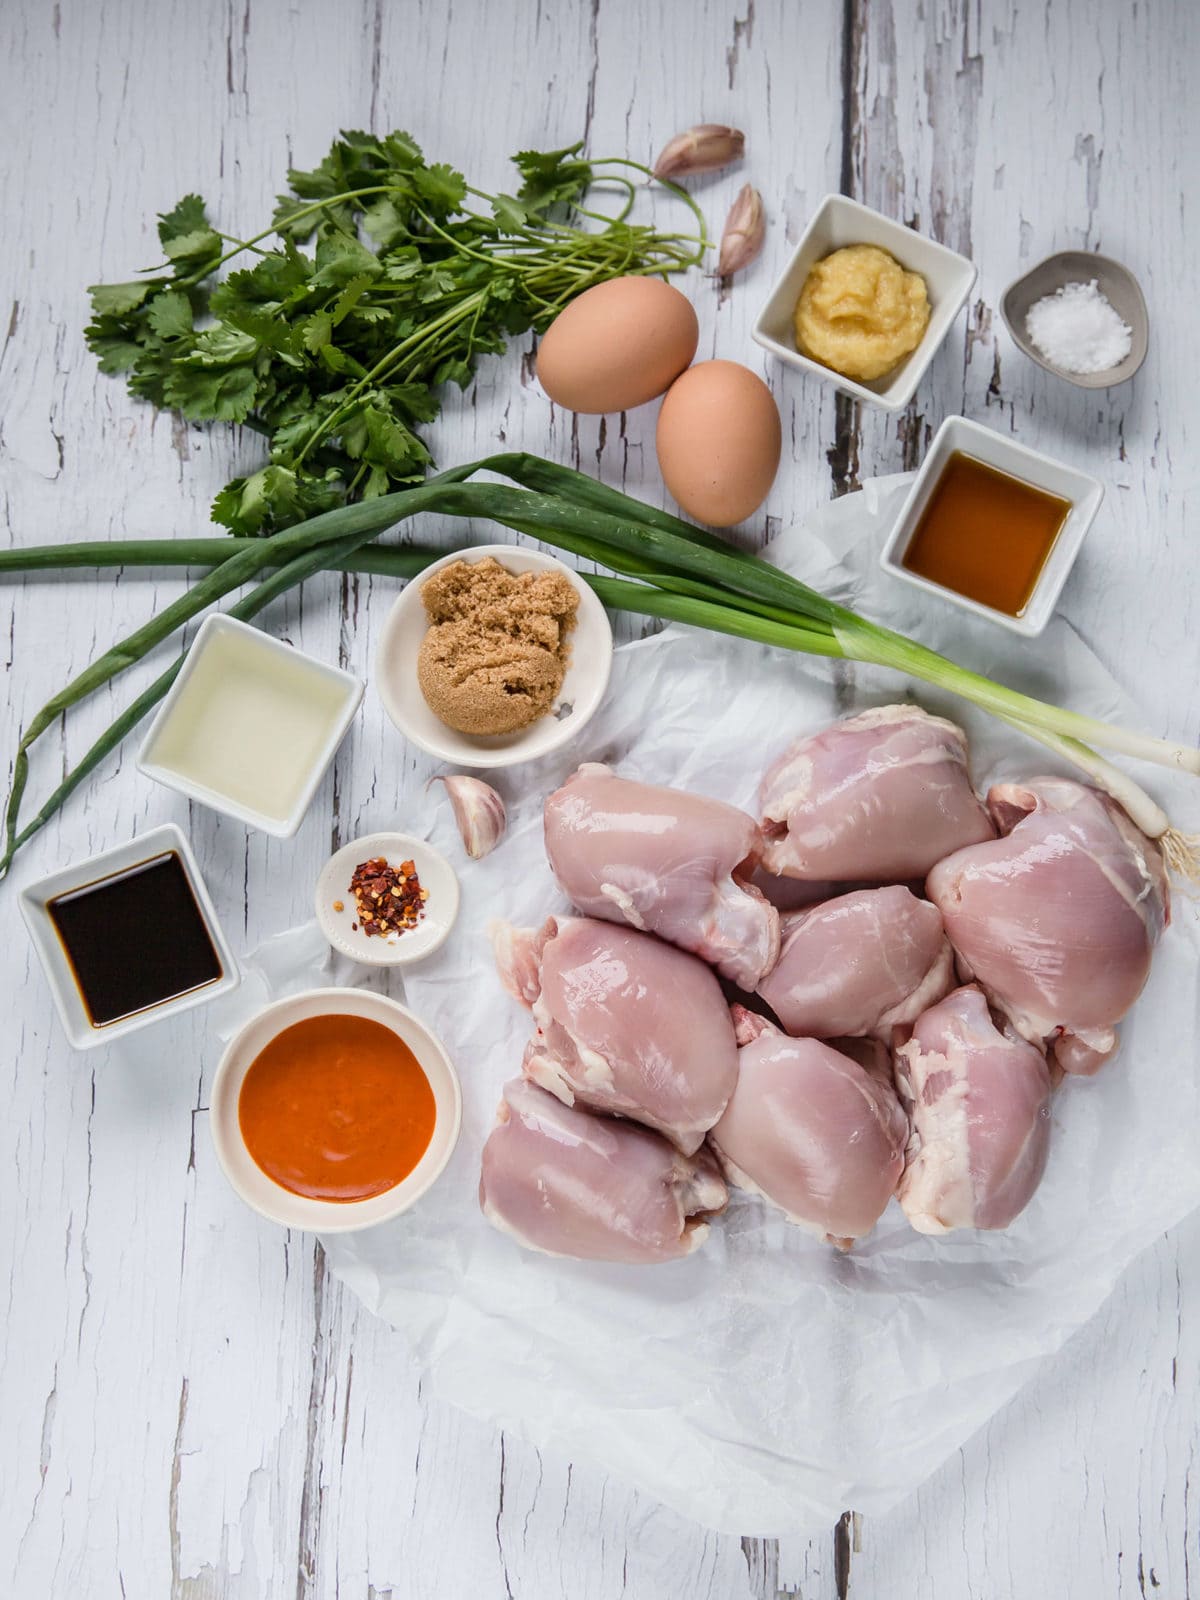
xmin=210 ymin=986 xmax=462 ymax=1233
xmin=375 ymin=544 xmax=613 ymax=769
xmin=315 ymin=831 xmax=459 ymax=967
xmin=1000 ymin=250 xmax=1148 ymax=389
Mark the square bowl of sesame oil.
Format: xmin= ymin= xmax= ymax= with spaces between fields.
xmin=880 ymin=415 xmax=1104 ymax=638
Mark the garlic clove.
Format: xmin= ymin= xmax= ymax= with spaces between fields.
xmin=652 ymin=124 xmax=746 ymax=180
xmin=717 ymin=184 xmax=765 ymax=277
xmin=436 ymin=775 xmax=507 ymax=860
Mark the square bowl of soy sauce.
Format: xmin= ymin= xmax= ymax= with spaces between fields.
xmin=19 ymin=823 xmax=239 ymax=1051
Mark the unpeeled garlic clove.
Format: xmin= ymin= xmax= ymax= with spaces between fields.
xmin=717 ymin=184 xmax=765 ymax=276
xmin=652 ymin=124 xmax=745 ymax=180
xmin=437 ymin=775 xmax=506 ymax=860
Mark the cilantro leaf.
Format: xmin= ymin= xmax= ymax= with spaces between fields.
xmin=413 ymin=162 xmax=467 ymax=214
xmin=162 ymin=226 xmax=222 ymax=273
xmin=311 ymin=233 xmax=383 ymax=289
xmin=491 ymin=193 xmax=529 ymax=230
xmin=187 ymin=326 xmax=259 ymax=365
xmin=361 ymin=404 xmax=431 ymax=476
xmin=362 ymin=196 xmax=412 ymax=252
xmin=380 ymin=130 xmax=424 ymax=170
xmin=164 ymin=363 xmax=258 ymax=421
xmin=89 ymin=280 xmax=158 ymax=317
xmin=513 ymin=143 xmax=592 ymax=214
xmin=146 ymin=290 xmax=194 ymax=338
xmin=301 ymin=311 xmax=332 ymax=354
xmin=89 ymin=334 xmax=145 ymax=374
xmin=157 ymin=194 xmax=211 ymax=247
xmin=212 ymin=248 xmax=312 ymax=311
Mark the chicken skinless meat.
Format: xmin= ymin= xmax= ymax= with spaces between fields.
xmin=756 ymin=885 xmax=954 ymax=1039
xmin=707 ymin=1008 xmax=908 ymax=1245
xmin=894 ymin=985 xmax=1052 ymax=1233
xmin=492 ymin=915 xmax=739 ymax=1154
xmin=759 ymin=704 xmax=995 ymax=882
xmin=927 ymin=777 xmax=1169 ymax=1075
xmin=479 ymin=1078 xmax=728 ymax=1264
xmin=543 ymin=763 xmax=780 ymax=990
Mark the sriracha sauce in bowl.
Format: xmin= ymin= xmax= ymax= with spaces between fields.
xmin=210 ymin=987 xmax=461 ymax=1232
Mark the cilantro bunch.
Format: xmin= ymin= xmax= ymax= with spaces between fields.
xmin=85 ymin=131 xmax=706 ymax=535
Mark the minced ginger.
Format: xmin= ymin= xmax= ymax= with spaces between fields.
xmin=417 ymin=557 xmax=580 ymax=736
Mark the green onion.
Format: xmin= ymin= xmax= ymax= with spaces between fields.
xmin=2 ymin=459 xmax=1197 ymax=880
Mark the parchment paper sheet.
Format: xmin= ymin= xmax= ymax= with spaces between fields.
xmin=224 ymin=478 xmax=1200 ymax=1536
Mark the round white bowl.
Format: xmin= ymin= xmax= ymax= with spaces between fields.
xmin=376 ymin=544 xmax=613 ymax=768
xmin=210 ymin=987 xmax=462 ymax=1233
xmin=315 ymin=831 xmax=460 ymax=967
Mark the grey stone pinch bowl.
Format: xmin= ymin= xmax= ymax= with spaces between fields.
xmin=1000 ymin=250 xmax=1149 ymax=389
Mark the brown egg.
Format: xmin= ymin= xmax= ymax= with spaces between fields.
xmin=536 ymin=277 xmax=699 ymax=414
xmin=655 ymin=360 xmax=782 ymax=526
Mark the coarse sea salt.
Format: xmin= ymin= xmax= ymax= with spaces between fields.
xmin=1024 ymin=278 xmax=1133 ymax=375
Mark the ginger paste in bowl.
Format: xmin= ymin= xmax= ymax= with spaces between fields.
xmin=794 ymin=244 xmax=930 ymax=382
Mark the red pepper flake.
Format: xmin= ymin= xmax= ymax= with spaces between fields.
xmin=347 ymin=856 xmax=428 ymax=939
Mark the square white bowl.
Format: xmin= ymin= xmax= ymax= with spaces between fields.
xmin=752 ymin=194 xmax=978 ymax=411
xmin=138 ymin=613 xmax=364 ymax=837
xmin=18 ymin=822 xmax=239 ymax=1051
xmin=879 ymin=415 xmax=1104 ymax=637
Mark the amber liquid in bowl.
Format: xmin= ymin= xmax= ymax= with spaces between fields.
xmin=902 ymin=451 xmax=1071 ymax=617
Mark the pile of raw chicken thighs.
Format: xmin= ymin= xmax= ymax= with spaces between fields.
xmin=479 ymin=705 xmax=1170 ymax=1263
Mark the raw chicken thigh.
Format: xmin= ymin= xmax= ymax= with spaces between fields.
xmin=757 ymin=886 xmax=954 ymax=1039
xmin=894 ymin=985 xmax=1052 ymax=1233
xmin=708 ymin=1008 xmax=908 ymax=1244
xmin=480 ymin=1078 xmax=728 ymax=1264
xmin=493 ymin=915 xmax=739 ymax=1154
xmin=544 ymin=763 xmax=780 ymax=989
xmin=927 ymin=778 xmax=1169 ymax=1074
xmin=759 ymin=704 xmax=995 ymax=882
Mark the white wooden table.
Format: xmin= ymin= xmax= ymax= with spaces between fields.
xmin=3 ymin=2 xmax=1197 ymax=1594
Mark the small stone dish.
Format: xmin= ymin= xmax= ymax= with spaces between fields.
xmin=375 ymin=545 xmax=613 ymax=769
xmin=315 ymin=831 xmax=460 ymax=967
xmin=1000 ymin=251 xmax=1148 ymax=389
xmin=752 ymin=193 xmax=978 ymax=412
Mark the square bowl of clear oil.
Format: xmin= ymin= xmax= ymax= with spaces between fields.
xmin=138 ymin=614 xmax=364 ymax=836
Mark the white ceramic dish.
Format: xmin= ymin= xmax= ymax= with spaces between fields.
xmin=18 ymin=822 xmax=239 ymax=1051
xmin=210 ymin=986 xmax=462 ymax=1233
xmin=375 ymin=544 xmax=613 ymax=769
xmin=138 ymin=613 xmax=364 ymax=837
xmin=314 ymin=831 xmax=460 ymax=967
xmin=752 ymin=193 xmax=978 ymax=411
xmin=879 ymin=415 xmax=1104 ymax=637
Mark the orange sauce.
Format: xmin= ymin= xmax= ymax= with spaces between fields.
xmin=902 ymin=451 xmax=1071 ymax=617
xmin=239 ymin=1014 xmax=436 ymax=1202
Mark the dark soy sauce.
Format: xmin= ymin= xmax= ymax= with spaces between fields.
xmin=48 ymin=851 xmax=223 ymax=1027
